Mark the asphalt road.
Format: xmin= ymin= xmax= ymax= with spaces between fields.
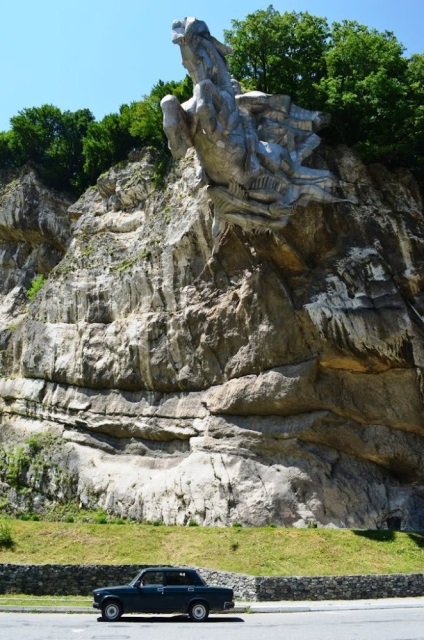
xmin=2 ymin=609 xmax=424 ymax=640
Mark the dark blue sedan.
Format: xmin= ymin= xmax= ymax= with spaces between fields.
xmin=93 ymin=566 xmax=234 ymax=622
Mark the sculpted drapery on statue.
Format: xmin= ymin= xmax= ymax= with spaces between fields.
xmin=161 ymin=17 xmax=344 ymax=234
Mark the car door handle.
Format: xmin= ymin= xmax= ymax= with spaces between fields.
xmin=157 ymin=588 xmax=164 ymax=593
xmin=188 ymin=587 xmax=194 ymax=591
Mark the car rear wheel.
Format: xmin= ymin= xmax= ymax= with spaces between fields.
xmin=189 ymin=601 xmax=209 ymax=622
xmin=101 ymin=599 xmax=123 ymax=622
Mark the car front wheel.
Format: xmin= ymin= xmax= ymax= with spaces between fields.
xmin=101 ymin=599 xmax=123 ymax=622
xmin=189 ymin=601 xmax=209 ymax=622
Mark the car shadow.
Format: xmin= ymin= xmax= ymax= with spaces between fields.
xmin=97 ymin=615 xmax=244 ymax=624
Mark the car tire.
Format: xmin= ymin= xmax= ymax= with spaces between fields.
xmin=189 ymin=601 xmax=209 ymax=622
xmin=101 ymin=599 xmax=123 ymax=622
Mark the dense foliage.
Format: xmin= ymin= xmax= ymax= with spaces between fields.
xmin=82 ymin=78 xmax=193 ymax=187
xmin=224 ymin=7 xmax=330 ymax=106
xmin=0 ymin=7 xmax=422 ymax=193
xmin=224 ymin=6 xmax=424 ymax=185
xmin=0 ymin=106 xmax=94 ymax=192
xmin=0 ymin=78 xmax=192 ymax=195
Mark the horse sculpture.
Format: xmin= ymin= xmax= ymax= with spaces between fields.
xmin=161 ymin=17 xmax=346 ymax=234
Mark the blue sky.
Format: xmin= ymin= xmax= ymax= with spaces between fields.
xmin=1 ymin=0 xmax=423 ymax=131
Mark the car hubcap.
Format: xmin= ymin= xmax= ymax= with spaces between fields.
xmin=106 ymin=604 xmax=119 ymax=619
xmin=193 ymin=604 xmax=206 ymax=619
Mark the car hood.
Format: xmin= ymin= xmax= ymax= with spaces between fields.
xmin=93 ymin=584 xmax=131 ymax=594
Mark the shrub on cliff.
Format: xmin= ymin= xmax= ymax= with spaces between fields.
xmin=26 ymin=274 xmax=47 ymax=302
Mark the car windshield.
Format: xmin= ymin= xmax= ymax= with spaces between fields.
xmin=129 ymin=571 xmax=144 ymax=587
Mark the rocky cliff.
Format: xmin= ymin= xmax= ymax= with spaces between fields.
xmin=0 ymin=146 xmax=423 ymax=528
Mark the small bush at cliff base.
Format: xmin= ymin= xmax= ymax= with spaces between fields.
xmin=188 ymin=519 xmax=199 ymax=527
xmin=94 ymin=510 xmax=108 ymax=524
xmin=0 ymin=521 xmax=14 ymax=548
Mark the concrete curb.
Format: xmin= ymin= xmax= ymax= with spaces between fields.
xmin=235 ymin=598 xmax=424 ymax=613
xmin=0 ymin=598 xmax=423 ymax=614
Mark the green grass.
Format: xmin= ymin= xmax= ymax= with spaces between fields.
xmin=1 ymin=519 xmax=424 ymax=576
xmin=0 ymin=595 xmax=91 ymax=607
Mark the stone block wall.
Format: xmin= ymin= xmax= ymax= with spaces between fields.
xmin=0 ymin=564 xmax=423 ymax=601
xmin=0 ymin=564 xmax=140 ymax=597
xmin=253 ymin=573 xmax=424 ymax=601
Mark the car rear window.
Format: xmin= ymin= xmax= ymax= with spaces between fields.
xmin=165 ymin=571 xmax=193 ymax=586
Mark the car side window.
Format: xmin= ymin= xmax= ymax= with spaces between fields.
xmin=141 ymin=571 xmax=164 ymax=586
xmin=165 ymin=571 xmax=192 ymax=586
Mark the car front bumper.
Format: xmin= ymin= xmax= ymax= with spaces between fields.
xmin=224 ymin=601 xmax=234 ymax=609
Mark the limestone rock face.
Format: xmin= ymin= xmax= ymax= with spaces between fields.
xmin=0 ymin=148 xmax=423 ymax=529
xmin=0 ymin=168 xmax=73 ymax=363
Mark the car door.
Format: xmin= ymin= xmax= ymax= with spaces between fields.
xmin=162 ymin=570 xmax=197 ymax=611
xmin=134 ymin=570 xmax=165 ymax=612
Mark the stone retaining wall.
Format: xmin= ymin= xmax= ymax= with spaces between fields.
xmin=254 ymin=573 xmax=424 ymax=601
xmin=0 ymin=564 xmax=423 ymax=601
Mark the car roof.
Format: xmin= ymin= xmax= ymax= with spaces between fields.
xmin=142 ymin=566 xmax=195 ymax=572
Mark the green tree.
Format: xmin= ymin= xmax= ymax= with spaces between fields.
xmin=8 ymin=105 xmax=94 ymax=193
xmin=0 ymin=131 xmax=15 ymax=169
xmin=224 ymin=6 xmax=330 ymax=106
xmin=224 ymin=8 xmax=424 ymax=187
xmin=82 ymin=77 xmax=192 ymax=187
xmin=318 ymin=20 xmax=409 ymax=160
xmin=82 ymin=107 xmax=138 ymax=185
xmin=399 ymin=53 xmax=424 ymax=182
xmin=127 ymin=76 xmax=193 ymax=150
xmin=125 ymin=76 xmax=193 ymax=184
xmin=54 ymin=108 xmax=96 ymax=192
xmin=9 ymin=104 xmax=63 ymax=166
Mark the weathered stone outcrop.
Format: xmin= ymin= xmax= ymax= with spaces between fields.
xmin=0 ymin=145 xmax=423 ymax=529
xmin=0 ymin=168 xmax=73 ymax=368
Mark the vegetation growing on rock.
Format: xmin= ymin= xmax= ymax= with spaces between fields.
xmin=0 ymin=434 xmax=78 ymax=517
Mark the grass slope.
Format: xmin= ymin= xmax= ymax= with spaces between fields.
xmin=1 ymin=520 xmax=424 ymax=576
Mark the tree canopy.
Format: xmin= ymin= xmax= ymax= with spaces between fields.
xmin=224 ymin=6 xmax=424 ymax=184
xmin=0 ymin=77 xmax=192 ymax=195
xmin=224 ymin=7 xmax=330 ymax=106
xmin=0 ymin=105 xmax=94 ymax=192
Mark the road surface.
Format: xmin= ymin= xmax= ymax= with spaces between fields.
xmin=2 ymin=609 xmax=424 ymax=640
